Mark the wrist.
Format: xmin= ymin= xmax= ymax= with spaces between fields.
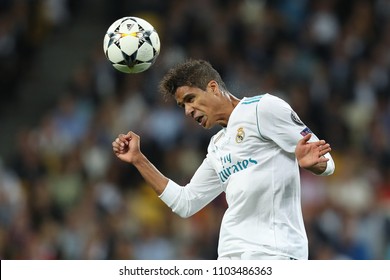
xmin=306 ymin=161 xmax=327 ymax=175
xmin=132 ymin=152 xmax=146 ymax=166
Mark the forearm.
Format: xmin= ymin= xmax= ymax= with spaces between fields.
xmin=159 ymin=159 xmax=224 ymax=218
xmin=133 ymin=153 xmax=169 ymax=195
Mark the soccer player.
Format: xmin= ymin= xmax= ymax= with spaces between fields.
xmin=112 ymin=59 xmax=335 ymax=260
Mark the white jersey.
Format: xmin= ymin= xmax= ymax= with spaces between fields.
xmin=159 ymin=93 xmax=334 ymax=260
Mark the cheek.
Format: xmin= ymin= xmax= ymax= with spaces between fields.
xmin=196 ymin=100 xmax=209 ymax=111
xmin=205 ymin=100 xmax=219 ymax=115
xmin=196 ymin=95 xmax=217 ymax=114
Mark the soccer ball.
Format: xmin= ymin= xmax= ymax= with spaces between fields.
xmin=103 ymin=16 xmax=161 ymax=73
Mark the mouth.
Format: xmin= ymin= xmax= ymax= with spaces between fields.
xmin=195 ymin=115 xmax=206 ymax=127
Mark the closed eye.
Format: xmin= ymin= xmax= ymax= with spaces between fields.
xmin=185 ymin=95 xmax=194 ymax=104
xmin=177 ymin=94 xmax=195 ymax=108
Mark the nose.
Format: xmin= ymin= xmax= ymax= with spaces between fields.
xmin=184 ymin=104 xmax=194 ymax=118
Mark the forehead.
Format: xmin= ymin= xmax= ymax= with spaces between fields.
xmin=174 ymin=86 xmax=200 ymax=102
xmin=175 ymin=86 xmax=195 ymax=97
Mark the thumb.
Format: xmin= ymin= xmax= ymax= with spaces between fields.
xmin=125 ymin=131 xmax=135 ymax=140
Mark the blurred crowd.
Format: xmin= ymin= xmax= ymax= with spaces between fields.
xmin=1 ymin=0 xmax=390 ymax=260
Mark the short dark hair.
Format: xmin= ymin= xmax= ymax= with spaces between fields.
xmin=159 ymin=59 xmax=227 ymax=98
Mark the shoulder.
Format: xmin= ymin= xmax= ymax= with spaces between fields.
xmin=260 ymin=93 xmax=289 ymax=105
xmin=234 ymin=93 xmax=291 ymax=121
xmin=256 ymin=93 xmax=292 ymax=113
xmin=240 ymin=94 xmax=265 ymax=105
xmin=240 ymin=93 xmax=289 ymax=107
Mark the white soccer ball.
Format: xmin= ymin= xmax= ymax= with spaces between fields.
xmin=103 ymin=16 xmax=161 ymax=73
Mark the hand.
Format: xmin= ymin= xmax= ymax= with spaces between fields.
xmin=112 ymin=131 xmax=169 ymax=195
xmin=295 ymin=133 xmax=331 ymax=173
xmin=112 ymin=131 xmax=142 ymax=164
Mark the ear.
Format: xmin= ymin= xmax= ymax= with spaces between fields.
xmin=207 ymin=80 xmax=220 ymax=95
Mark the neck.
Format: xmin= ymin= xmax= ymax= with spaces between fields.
xmin=226 ymin=92 xmax=240 ymax=108
xmin=219 ymin=93 xmax=240 ymax=127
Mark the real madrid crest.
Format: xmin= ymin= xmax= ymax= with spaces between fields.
xmin=291 ymin=110 xmax=304 ymax=126
xmin=236 ymin=127 xmax=245 ymax=143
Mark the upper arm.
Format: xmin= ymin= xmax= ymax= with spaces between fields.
xmin=257 ymin=95 xmax=318 ymax=153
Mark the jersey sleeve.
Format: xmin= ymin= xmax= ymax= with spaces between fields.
xmin=159 ymin=157 xmax=223 ymax=218
xmin=257 ymin=94 xmax=316 ymax=153
xmin=257 ymin=94 xmax=335 ymax=176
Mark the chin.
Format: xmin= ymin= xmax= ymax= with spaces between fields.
xmin=200 ymin=123 xmax=208 ymax=129
xmin=203 ymin=123 xmax=216 ymax=130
